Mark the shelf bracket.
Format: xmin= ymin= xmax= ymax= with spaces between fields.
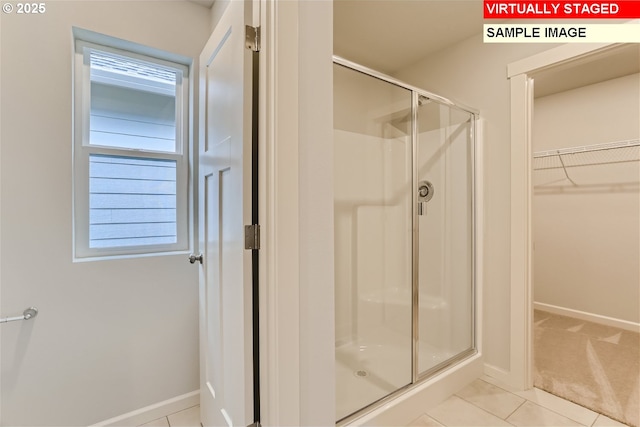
xmin=556 ymin=152 xmax=578 ymax=186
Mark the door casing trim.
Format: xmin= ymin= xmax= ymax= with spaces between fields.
xmin=507 ymin=41 xmax=624 ymax=390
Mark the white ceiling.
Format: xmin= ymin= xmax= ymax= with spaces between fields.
xmin=334 ymin=1 xmax=639 ymax=96
xmin=190 ymin=0 xmax=214 ymax=9
xmin=334 ymin=0 xmax=485 ymax=74
xmin=533 ymin=44 xmax=640 ymax=98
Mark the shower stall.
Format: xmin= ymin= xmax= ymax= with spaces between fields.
xmin=334 ymin=58 xmax=479 ymax=423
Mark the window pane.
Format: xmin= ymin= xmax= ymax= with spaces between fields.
xmin=89 ymin=154 xmax=177 ymax=248
xmin=89 ymin=52 xmax=177 ymax=152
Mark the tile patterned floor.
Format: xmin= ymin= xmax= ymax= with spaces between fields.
xmin=137 ymin=375 xmax=631 ymax=427
xmin=139 ymin=405 xmax=200 ymax=427
xmin=408 ymin=376 xmax=630 ymax=427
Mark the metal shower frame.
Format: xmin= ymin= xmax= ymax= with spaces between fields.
xmin=333 ymin=55 xmax=480 ymax=425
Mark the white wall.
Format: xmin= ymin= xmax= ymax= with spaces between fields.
xmin=0 ymin=2 xmax=211 ymax=425
xmin=210 ymin=0 xmax=230 ymax=30
xmin=533 ymin=74 xmax=640 ymax=323
xmin=297 ymin=2 xmax=336 ymax=424
xmin=395 ymin=36 xmax=559 ymax=372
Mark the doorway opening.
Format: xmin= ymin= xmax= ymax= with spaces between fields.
xmin=509 ymin=43 xmax=640 ymax=427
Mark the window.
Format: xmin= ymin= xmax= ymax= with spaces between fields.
xmin=74 ymin=39 xmax=189 ymax=259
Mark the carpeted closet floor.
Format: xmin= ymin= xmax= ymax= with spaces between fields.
xmin=534 ymin=310 xmax=640 ymax=427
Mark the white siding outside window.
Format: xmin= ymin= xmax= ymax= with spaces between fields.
xmin=89 ymin=155 xmax=177 ymax=248
xmin=73 ymin=39 xmax=189 ymax=259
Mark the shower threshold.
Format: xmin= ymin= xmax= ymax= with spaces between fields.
xmin=337 ymin=347 xmax=477 ymax=425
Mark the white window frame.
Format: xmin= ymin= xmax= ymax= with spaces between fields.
xmin=73 ymin=38 xmax=190 ymax=260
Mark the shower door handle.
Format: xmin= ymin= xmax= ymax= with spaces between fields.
xmin=418 ymin=201 xmax=426 ymax=216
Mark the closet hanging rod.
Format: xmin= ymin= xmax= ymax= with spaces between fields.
xmin=533 ymin=138 xmax=639 ymax=159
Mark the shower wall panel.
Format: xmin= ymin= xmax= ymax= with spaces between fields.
xmin=334 ymin=131 xmax=410 ymax=342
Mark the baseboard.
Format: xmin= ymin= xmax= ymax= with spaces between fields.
xmin=534 ymin=302 xmax=640 ymax=333
xmin=90 ymin=390 xmax=199 ymax=427
xmin=483 ymin=363 xmax=511 ymax=385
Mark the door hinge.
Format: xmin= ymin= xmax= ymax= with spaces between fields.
xmin=245 ymin=25 xmax=260 ymax=52
xmin=244 ymin=224 xmax=261 ymax=250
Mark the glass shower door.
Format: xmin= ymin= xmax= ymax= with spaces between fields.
xmin=415 ymin=97 xmax=475 ymax=375
xmin=334 ymin=63 xmax=413 ymax=421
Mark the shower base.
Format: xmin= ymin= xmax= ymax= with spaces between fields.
xmin=336 ymin=326 xmax=455 ymax=421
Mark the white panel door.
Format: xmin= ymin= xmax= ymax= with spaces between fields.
xmin=198 ymin=1 xmax=255 ymax=426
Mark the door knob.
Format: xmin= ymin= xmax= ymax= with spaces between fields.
xmin=188 ymin=253 xmax=203 ymax=264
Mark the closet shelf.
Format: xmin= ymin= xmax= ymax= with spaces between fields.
xmin=533 ymin=139 xmax=640 ymax=171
